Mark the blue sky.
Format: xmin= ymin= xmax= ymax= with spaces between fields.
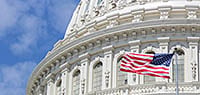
xmin=0 ymin=0 xmax=80 ymax=95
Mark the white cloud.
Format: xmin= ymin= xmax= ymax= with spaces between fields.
xmin=0 ymin=61 xmax=37 ymax=95
xmin=10 ymin=15 xmax=47 ymax=55
xmin=0 ymin=0 xmax=19 ymax=37
xmin=0 ymin=0 xmax=79 ymax=55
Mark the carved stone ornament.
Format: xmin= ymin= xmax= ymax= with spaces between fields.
xmin=105 ymin=71 xmax=110 ymax=87
xmin=133 ymin=14 xmax=143 ymax=22
xmin=118 ymin=0 xmax=127 ymax=9
xmin=191 ymin=62 xmax=197 ymax=80
xmin=187 ymin=10 xmax=197 ymax=19
xmin=81 ymin=79 xmax=85 ymax=94
xmin=160 ymin=11 xmax=169 ymax=19
xmin=107 ymin=20 xmax=118 ymax=28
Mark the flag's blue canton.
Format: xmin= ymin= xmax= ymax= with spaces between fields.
xmin=150 ymin=53 xmax=174 ymax=66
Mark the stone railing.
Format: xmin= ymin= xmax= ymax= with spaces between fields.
xmin=87 ymin=82 xmax=200 ymax=95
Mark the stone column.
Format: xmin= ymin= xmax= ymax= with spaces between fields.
xmin=46 ymin=77 xmax=55 ymax=95
xmin=129 ymin=40 xmax=141 ymax=85
xmin=68 ymin=70 xmax=73 ymax=95
xmin=157 ymin=37 xmax=170 ymax=82
xmin=61 ymin=68 xmax=69 ymax=95
xmin=187 ymin=37 xmax=199 ymax=82
xmin=102 ymin=45 xmax=114 ymax=90
xmin=79 ymin=53 xmax=90 ymax=94
xmin=88 ymin=57 xmax=94 ymax=93
xmin=38 ymin=86 xmax=44 ymax=95
xmin=112 ymin=50 xmax=125 ymax=88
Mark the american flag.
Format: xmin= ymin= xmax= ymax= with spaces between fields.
xmin=120 ymin=53 xmax=174 ymax=79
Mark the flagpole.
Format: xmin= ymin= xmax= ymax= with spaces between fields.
xmin=175 ymin=53 xmax=179 ymax=95
xmin=174 ymin=48 xmax=179 ymax=95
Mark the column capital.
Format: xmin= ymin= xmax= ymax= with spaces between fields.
xmin=157 ymin=37 xmax=170 ymax=42
xmin=79 ymin=52 xmax=90 ymax=60
xmin=46 ymin=73 xmax=55 ymax=83
xmin=157 ymin=37 xmax=170 ymax=46
xmin=80 ymin=57 xmax=90 ymax=63
xmin=61 ymin=68 xmax=69 ymax=73
xmin=102 ymin=45 xmax=114 ymax=53
xmin=128 ymin=40 xmax=141 ymax=46
xmin=187 ymin=37 xmax=200 ymax=43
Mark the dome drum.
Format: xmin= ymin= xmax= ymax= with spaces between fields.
xmin=27 ymin=32 xmax=200 ymax=95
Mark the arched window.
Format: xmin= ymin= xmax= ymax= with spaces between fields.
xmin=93 ymin=62 xmax=103 ymax=91
xmin=144 ymin=50 xmax=156 ymax=84
xmin=173 ymin=48 xmax=185 ymax=82
xmin=117 ymin=57 xmax=128 ymax=86
xmin=97 ymin=0 xmax=103 ymax=5
xmin=72 ymin=70 xmax=80 ymax=95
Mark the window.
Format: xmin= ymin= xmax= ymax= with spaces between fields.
xmin=97 ymin=0 xmax=103 ymax=5
xmin=117 ymin=57 xmax=128 ymax=86
xmin=72 ymin=70 xmax=80 ymax=95
xmin=93 ymin=62 xmax=103 ymax=91
xmin=85 ymin=0 xmax=90 ymax=12
xmin=144 ymin=50 xmax=156 ymax=84
xmin=173 ymin=49 xmax=185 ymax=82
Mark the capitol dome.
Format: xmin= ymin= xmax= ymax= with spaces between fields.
xmin=27 ymin=0 xmax=200 ymax=95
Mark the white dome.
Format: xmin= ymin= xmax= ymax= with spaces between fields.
xmin=64 ymin=0 xmax=199 ymax=39
xmin=27 ymin=0 xmax=200 ymax=95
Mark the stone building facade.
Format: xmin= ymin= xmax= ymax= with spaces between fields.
xmin=27 ymin=0 xmax=200 ymax=95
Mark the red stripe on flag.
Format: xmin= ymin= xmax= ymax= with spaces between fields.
xmin=121 ymin=60 xmax=169 ymax=70
xmin=119 ymin=53 xmax=172 ymax=79
xmin=122 ymin=56 xmax=131 ymax=62
xmin=125 ymin=54 xmax=153 ymax=62
xmin=120 ymin=64 xmax=169 ymax=74
xmin=133 ymin=60 xmax=147 ymax=65
xmin=120 ymin=68 xmax=136 ymax=73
